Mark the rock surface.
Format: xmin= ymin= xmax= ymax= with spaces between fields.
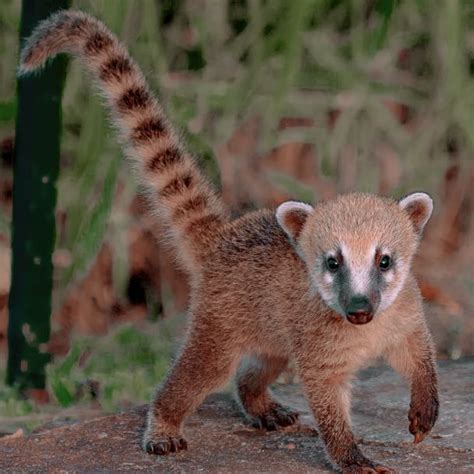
xmin=1 ymin=359 xmax=473 ymax=472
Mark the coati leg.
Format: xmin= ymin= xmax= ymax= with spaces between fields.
xmin=298 ymin=371 xmax=393 ymax=473
xmin=385 ymin=325 xmax=439 ymax=444
xmin=144 ymin=319 xmax=240 ymax=455
xmin=236 ymin=354 xmax=299 ymax=430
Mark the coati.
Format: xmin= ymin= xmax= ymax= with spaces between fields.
xmin=20 ymin=11 xmax=439 ymax=473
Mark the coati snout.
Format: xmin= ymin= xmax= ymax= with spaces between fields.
xmin=345 ymin=295 xmax=374 ymax=324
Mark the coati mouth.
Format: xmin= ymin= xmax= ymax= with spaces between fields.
xmin=346 ymin=312 xmax=374 ymax=325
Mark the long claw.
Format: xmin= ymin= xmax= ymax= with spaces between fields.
xmin=144 ymin=436 xmax=188 ymax=455
xmin=253 ymin=405 xmax=300 ymax=431
xmin=414 ymin=431 xmax=427 ymax=444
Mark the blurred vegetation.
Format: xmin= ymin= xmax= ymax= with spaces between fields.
xmin=0 ymin=319 xmax=179 ymax=432
xmin=0 ymin=0 xmax=472 ymax=298
xmin=0 ymin=0 xmax=473 ymax=429
xmin=46 ymin=320 xmax=176 ymax=411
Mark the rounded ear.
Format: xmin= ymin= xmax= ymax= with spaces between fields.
xmin=276 ymin=201 xmax=313 ymax=241
xmin=398 ymin=192 xmax=433 ymax=237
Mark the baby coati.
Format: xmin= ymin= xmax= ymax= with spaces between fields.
xmin=20 ymin=11 xmax=439 ymax=473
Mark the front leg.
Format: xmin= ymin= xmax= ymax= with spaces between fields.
xmin=237 ymin=354 xmax=299 ymax=430
xmin=385 ymin=324 xmax=439 ymax=444
xmin=299 ymin=369 xmax=392 ymax=473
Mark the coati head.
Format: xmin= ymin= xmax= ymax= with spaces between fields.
xmin=276 ymin=192 xmax=433 ymax=324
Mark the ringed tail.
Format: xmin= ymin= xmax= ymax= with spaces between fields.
xmin=19 ymin=10 xmax=228 ymax=272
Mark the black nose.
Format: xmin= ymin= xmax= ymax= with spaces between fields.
xmin=346 ymin=295 xmax=374 ymax=325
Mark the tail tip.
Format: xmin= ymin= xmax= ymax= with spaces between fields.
xmin=16 ymin=8 xmax=83 ymax=77
xmin=17 ymin=47 xmax=47 ymax=77
xmin=18 ymin=60 xmax=34 ymax=77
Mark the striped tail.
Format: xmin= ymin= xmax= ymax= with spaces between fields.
xmin=19 ymin=10 xmax=228 ymax=273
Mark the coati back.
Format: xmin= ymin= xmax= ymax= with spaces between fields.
xmin=20 ymin=11 xmax=439 ymax=473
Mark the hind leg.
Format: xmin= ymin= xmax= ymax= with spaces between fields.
xmin=236 ymin=354 xmax=299 ymax=430
xmin=144 ymin=322 xmax=240 ymax=455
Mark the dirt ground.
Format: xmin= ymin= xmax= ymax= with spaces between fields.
xmin=0 ymin=359 xmax=472 ymax=472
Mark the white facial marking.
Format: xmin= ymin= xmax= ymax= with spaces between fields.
xmin=378 ymin=257 xmax=408 ymax=312
xmin=341 ymin=243 xmax=375 ymax=294
xmin=311 ymin=266 xmax=343 ymax=315
xmin=379 ymin=280 xmax=403 ymax=312
xmin=384 ymin=271 xmax=394 ymax=283
xmin=323 ymin=273 xmax=334 ymax=284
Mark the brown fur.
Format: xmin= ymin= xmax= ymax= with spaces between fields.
xmin=21 ymin=11 xmax=438 ymax=472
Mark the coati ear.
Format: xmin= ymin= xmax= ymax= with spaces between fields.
xmin=398 ymin=192 xmax=433 ymax=236
xmin=276 ymin=201 xmax=313 ymax=242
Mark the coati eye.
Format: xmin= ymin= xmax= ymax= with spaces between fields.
xmin=379 ymin=255 xmax=392 ymax=271
xmin=326 ymin=257 xmax=339 ymax=272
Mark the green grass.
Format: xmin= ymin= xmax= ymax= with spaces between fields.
xmin=47 ymin=321 xmax=177 ymax=411
xmin=0 ymin=317 xmax=179 ymax=432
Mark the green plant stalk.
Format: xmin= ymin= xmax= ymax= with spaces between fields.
xmin=262 ymin=0 xmax=316 ymax=147
xmin=365 ymin=0 xmax=398 ymax=55
xmin=7 ymin=0 xmax=71 ymax=390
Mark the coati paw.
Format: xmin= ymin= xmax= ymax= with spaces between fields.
xmin=251 ymin=405 xmax=299 ymax=431
xmin=409 ymin=392 xmax=439 ymax=444
xmin=144 ymin=436 xmax=188 ymax=455
xmin=341 ymin=463 xmax=394 ymax=473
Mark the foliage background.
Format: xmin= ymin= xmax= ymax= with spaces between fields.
xmin=0 ymin=0 xmax=473 ymax=433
